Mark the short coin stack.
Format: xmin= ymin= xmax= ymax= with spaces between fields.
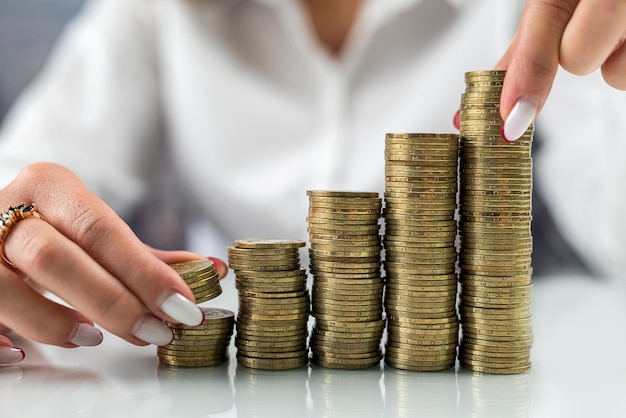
xmin=169 ymin=259 xmax=222 ymax=303
xmin=157 ymin=260 xmax=229 ymax=368
xmin=307 ymin=190 xmax=385 ymax=369
xmin=383 ymin=133 xmax=459 ymax=371
xmin=228 ymin=239 xmax=309 ymax=370
xmin=157 ymin=307 xmax=235 ymax=367
xmin=458 ymin=70 xmax=534 ymax=374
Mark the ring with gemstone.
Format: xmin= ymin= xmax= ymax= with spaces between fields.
xmin=0 ymin=203 xmax=44 ymax=268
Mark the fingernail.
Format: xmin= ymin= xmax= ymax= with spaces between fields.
xmin=502 ymin=97 xmax=538 ymax=142
xmin=68 ymin=323 xmax=103 ymax=347
xmin=159 ymin=293 xmax=203 ymax=326
xmin=207 ymin=256 xmax=229 ymax=278
xmin=453 ymin=109 xmax=461 ymax=130
xmin=0 ymin=346 xmax=25 ymax=365
xmin=132 ymin=315 xmax=173 ymax=346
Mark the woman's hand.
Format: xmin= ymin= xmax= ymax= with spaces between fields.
xmin=499 ymin=0 xmax=626 ymax=141
xmin=0 ymin=162 xmax=228 ymax=365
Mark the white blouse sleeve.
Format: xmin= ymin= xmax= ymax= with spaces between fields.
xmin=0 ymin=0 xmax=162 ymax=218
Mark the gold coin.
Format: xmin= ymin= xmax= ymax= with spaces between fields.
xmin=310 ymin=339 xmax=380 ymax=352
xmin=236 ymin=282 xmax=306 ymax=293
xmin=168 ymin=335 xmax=232 ymax=347
xmin=237 ymin=312 xmax=308 ymax=321
xmin=235 ymin=319 xmax=307 ymax=329
xmin=460 ymin=341 xmax=532 ymax=355
xmin=307 ymin=225 xmax=380 ymax=235
xmin=384 ymin=344 xmax=457 ymax=360
xmin=384 ymin=357 xmax=454 ymax=372
xmin=236 ymin=354 xmax=308 ymax=370
xmin=313 ymin=312 xmax=383 ymax=322
xmin=307 ymin=190 xmax=380 ymax=198
xmin=311 ymin=266 xmax=381 ymax=276
xmin=169 ymin=259 xmax=215 ymax=276
xmin=228 ymin=254 xmax=301 ymax=264
xmin=235 ymin=340 xmax=307 ymax=351
xmin=312 ymin=348 xmax=382 ymax=360
xmin=170 ymin=326 xmax=233 ymax=336
xmin=233 ymin=268 xmax=306 ymax=278
xmin=234 ymin=239 xmax=306 ymax=249
xmin=311 ymin=355 xmax=381 ymax=370
xmin=158 ymin=358 xmax=228 ymax=368
xmin=238 ymin=294 xmax=309 ymax=304
xmin=235 ymin=330 xmax=307 ymax=341
xmin=235 ymin=275 xmax=306 ymax=285
xmin=236 ymin=347 xmax=308 ymax=359
xmin=314 ymin=318 xmax=386 ymax=331
xmin=227 ymin=246 xmax=301 ymax=256
xmin=236 ymin=331 xmax=304 ymax=341
xmin=312 ymin=327 xmax=382 ymax=339
xmin=312 ymin=299 xmax=381 ymax=311
xmin=157 ymin=350 xmax=229 ymax=360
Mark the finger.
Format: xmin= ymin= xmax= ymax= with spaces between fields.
xmin=560 ymin=0 xmax=626 ymax=75
xmin=601 ymin=38 xmax=626 ymax=90
xmin=500 ymin=0 xmax=579 ymax=141
xmin=208 ymin=257 xmax=229 ymax=279
xmin=0 ymin=333 xmax=24 ymax=365
xmin=6 ymin=163 xmax=203 ymax=330
xmin=0 ymin=267 xmax=102 ymax=348
xmin=0 ymin=335 xmax=14 ymax=347
xmin=3 ymin=217 xmax=173 ymax=346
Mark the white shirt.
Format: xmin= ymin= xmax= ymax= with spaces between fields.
xmin=0 ymin=0 xmax=625 ymax=276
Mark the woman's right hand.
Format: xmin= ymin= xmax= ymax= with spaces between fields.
xmin=0 ymin=162 xmax=227 ymax=365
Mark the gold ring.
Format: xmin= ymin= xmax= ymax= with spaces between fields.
xmin=0 ymin=203 xmax=44 ymax=268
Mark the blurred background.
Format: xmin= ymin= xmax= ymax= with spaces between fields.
xmin=0 ymin=0 xmax=186 ymax=250
xmin=0 ymin=0 xmax=85 ymax=123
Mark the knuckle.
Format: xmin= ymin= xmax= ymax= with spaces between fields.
xmin=18 ymin=231 xmax=64 ymax=272
xmin=529 ymin=0 xmax=577 ymax=26
xmin=15 ymin=162 xmax=75 ymax=189
xmin=72 ymin=205 xmax=115 ymax=251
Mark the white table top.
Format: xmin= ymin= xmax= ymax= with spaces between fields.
xmin=2 ymin=274 xmax=625 ymax=418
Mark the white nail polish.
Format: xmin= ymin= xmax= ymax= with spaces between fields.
xmin=68 ymin=323 xmax=103 ymax=347
xmin=160 ymin=293 xmax=203 ymax=326
xmin=0 ymin=346 xmax=25 ymax=364
xmin=132 ymin=315 xmax=173 ymax=346
xmin=503 ymin=97 xmax=538 ymax=142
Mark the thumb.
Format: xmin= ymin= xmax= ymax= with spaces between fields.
xmin=499 ymin=0 xmax=578 ymax=141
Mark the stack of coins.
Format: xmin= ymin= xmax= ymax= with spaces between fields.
xmin=169 ymin=259 xmax=222 ymax=304
xmin=307 ymin=190 xmax=385 ymax=369
xmin=383 ymin=133 xmax=459 ymax=372
xmin=458 ymin=70 xmax=533 ymax=374
xmin=157 ymin=307 xmax=235 ymax=367
xmin=228 ymin=239 xmax=309 ymax=370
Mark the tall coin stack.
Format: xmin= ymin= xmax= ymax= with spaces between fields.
xmin=157 ymin=260 xmax=229 ymax=367
xmin=307 ymin=190 xmax=385 ymax=370
xmin=228 ymin=239 xmax=310 ymax=370
xmin=383 ymin=133 xmax=459 ymax=372
xmin=158 ymin=307 xmax=235 ymax=367
xmin=458 ymin=70 xmax=534 ymax=374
